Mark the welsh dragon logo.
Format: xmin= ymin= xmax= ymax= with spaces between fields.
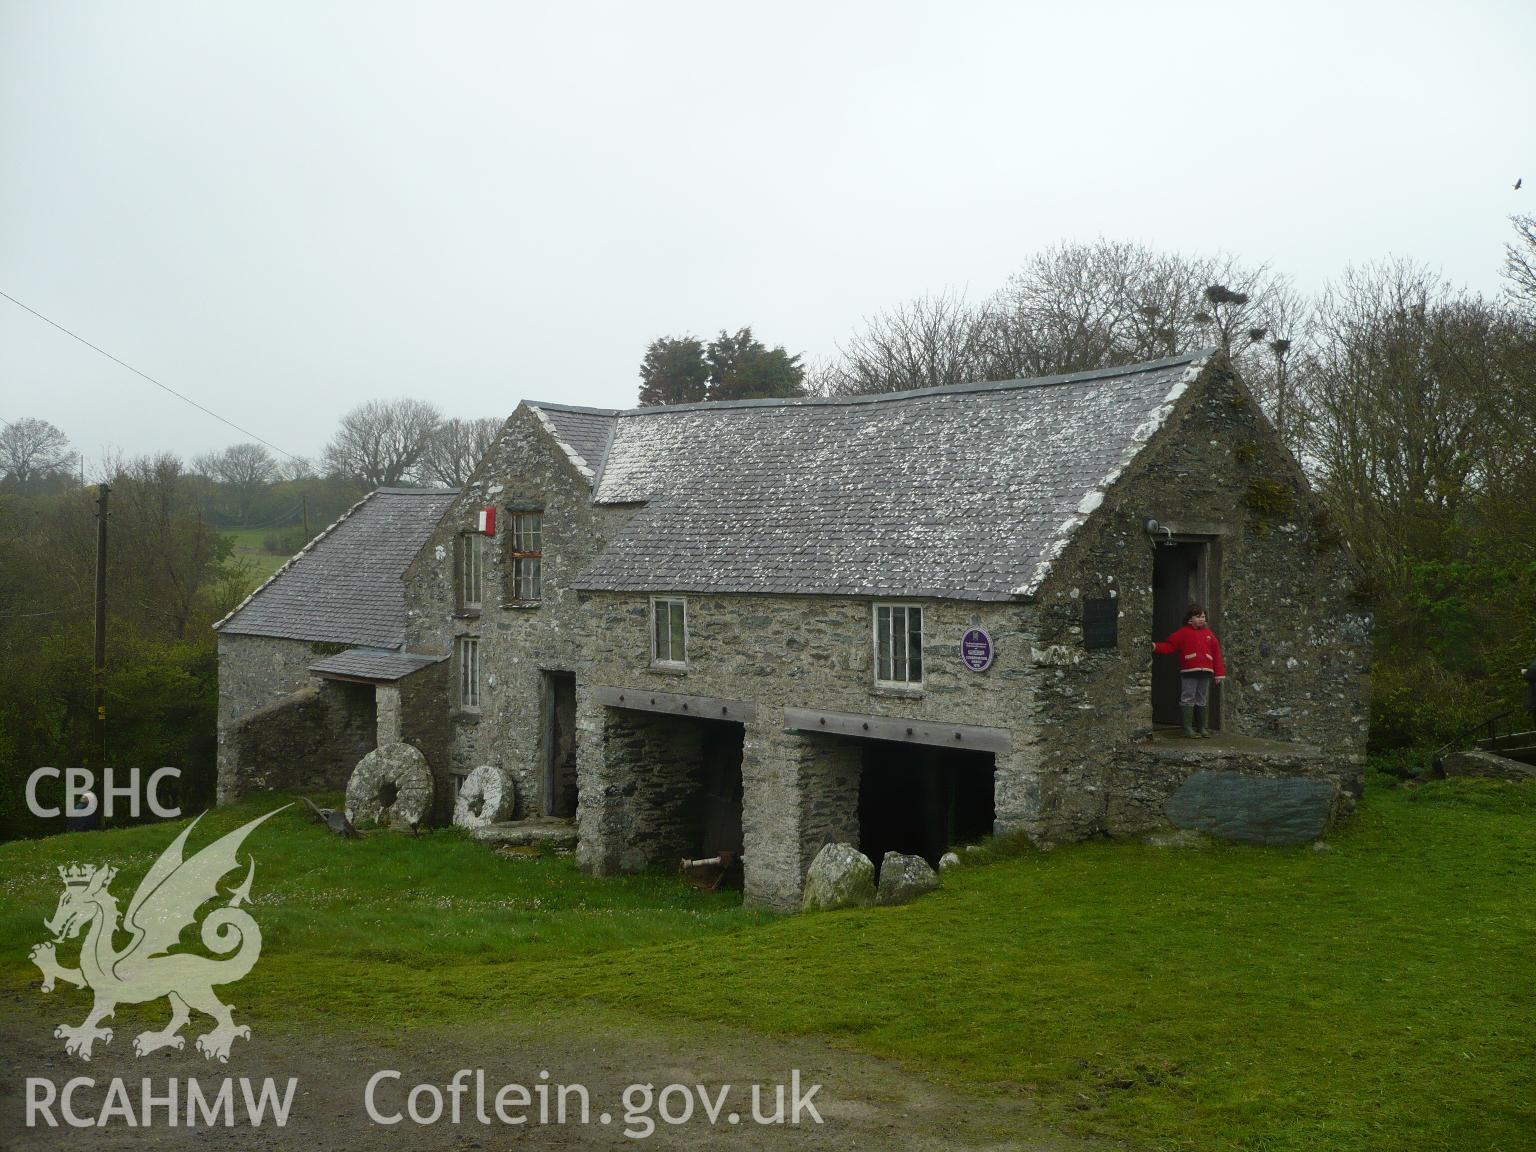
xmin=29 ymin=807 xmax=287 ymax=1063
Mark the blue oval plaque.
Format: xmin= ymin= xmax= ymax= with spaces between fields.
xmin=961 ymin=628 xmax=994 ymax=672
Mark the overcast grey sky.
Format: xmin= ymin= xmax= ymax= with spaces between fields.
xmin=2 ymin=0 xmax=1531 ymax=469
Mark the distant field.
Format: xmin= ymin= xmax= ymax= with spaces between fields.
xmin=224 ymin=527 xmax=297 ymax=586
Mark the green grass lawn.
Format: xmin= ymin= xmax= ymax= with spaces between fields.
xmin=2 ymin=775 xmax=1532 ymax=1151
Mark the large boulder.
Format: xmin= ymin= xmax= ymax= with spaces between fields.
xmin=1442 ymin=750 xmax=1536 ymax=782
xmin=1164 ymin=770 xmax=1336 ymax=847
xmin=346 ymin=742 xmax=434 ymax=829
xmin=453 ymin=764 xmax=517 ymax=829
xmin=802 ymin=843 xmax=875 ymax=911
xmin=876 ymin=852 xmax=941 ymax=905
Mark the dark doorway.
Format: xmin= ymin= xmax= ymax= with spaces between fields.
xmin=1151 ymin=539 xmax=1219 ymax=729
xmin=542 ymin=671 xmax=578 ymax=817
xmin=697 ymin=722 xmax=745 ymax=858
xmin=858 ymin=741 xmax=995 ymax=866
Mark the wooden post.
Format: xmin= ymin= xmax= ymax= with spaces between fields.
xmin=93 ymin=482 xmax=110 ymax=768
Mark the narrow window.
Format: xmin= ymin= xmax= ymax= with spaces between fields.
xmin=459 ymin=532 xmax=483 ymax=610
xmin=874 ymin=603 xmax=923 ymax=687
xmin=458 ymin=636 xmax=480 ymax=709
xmin=508 ymin=512 xmax=543 ymax=601
xmin=652 ymin=597 xmax=687 ymax=668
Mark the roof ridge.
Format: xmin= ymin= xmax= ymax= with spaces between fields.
xmin=525 ymin=402 xmax=623 ymax=416
xmin=552 ymin=349 xmax=1214 ymax=419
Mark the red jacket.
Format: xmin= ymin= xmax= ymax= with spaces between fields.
xmin=1154 ymin=624 xmax=1226 ymax=676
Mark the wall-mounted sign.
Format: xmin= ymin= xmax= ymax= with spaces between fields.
xmin=961 ymin=628 xmax=994 ymax=672
xmin=476 ymin=507 xmax=497 ymax=535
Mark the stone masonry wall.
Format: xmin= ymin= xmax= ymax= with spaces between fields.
xmin=217 ymin=634 xmax=334 ymax=803
xmin=574 ymin=592 xmax=1044 ymax=908
xmin=1022 ymin=360 xmax=1371 ymax=840
xmin=222 ymin=679 xmax=376 ymax=798
xmin=576 ymin=706 xmax=712 ymax=872
xmin=402 ymin=406 xmax=639 ymax=815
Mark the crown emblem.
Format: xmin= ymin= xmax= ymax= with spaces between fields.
xmin=57 ymin=864 xmax=94 ymax=889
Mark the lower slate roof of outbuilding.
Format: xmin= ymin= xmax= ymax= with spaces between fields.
xmin=308 ymin=648 xmax=446 ymax=683
xmin=214 ymin=487 xmax=458 ymax=647
xmin=567 ymin=352 xmax=1214 ymax=602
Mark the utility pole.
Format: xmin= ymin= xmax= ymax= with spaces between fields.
xmin=301 ymin=492 xmax=310 ymax=539
xmin=93 ymin=483 xmax=110 ymax=769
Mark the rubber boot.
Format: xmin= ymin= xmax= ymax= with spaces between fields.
xmin=1194 ymin=705 xmax=1212 ymax=738
xmin=1180 ymin=705 xmax=1196 ymax=738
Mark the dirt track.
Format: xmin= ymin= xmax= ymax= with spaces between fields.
xmin=0 ymin=991 xmax=1110 ymax=1152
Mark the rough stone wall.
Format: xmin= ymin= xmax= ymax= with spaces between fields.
xmin=395 ymin=663 xmax=455 ymax=821
xmin=577 ymin=706 xmax=713 ymax=872
xmin=217 ymin=634 xmax=335 ymax=803
xmin=222 ymin=680 xmax=376 ymax=798
xmin=1022 ymin=361 xmax=1371 ymax=840
xmin=575 ymin=592 xmax=1042 ymax=908
xmin=376 ymin=685 xmax=402 ymax=744
xmin=795 ymin=732 xmax=863 ymax=876
xmin=401 ymin=406 xmax=639 ymax=814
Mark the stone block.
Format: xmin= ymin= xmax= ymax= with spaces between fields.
xmin=802 ymin=843 xmax=875 ymax=911
xmin=876 ymin=852 xmax=940 ymax=905
xmin=1164 ymin=770 xmax=1335 ymax=846
xmin=1442 ymin=750 xmax=1536 ymax=782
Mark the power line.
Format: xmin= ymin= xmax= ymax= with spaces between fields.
xmin=0 ymin=289 xmax=303 ymax=462
xmin=0 ymin=603 xmax=95 ymax=619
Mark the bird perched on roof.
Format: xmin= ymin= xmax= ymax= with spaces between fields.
xmin=301 ymin=795 xmax=359 ymax=839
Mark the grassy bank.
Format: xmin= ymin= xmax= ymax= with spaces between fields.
xmin=1 ymin=776 xmax=1531 ymax=1151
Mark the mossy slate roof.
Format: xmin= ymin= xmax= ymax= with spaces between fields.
xmin=560 ymin=352 xmax=1212 ymax=602
xmin=309 ymin=648 xmax=446 ymax=682
xmin=215 ymin=488 xmax=457 ymax=645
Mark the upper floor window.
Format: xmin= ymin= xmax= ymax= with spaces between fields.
xmin=457 ymin=636 xmax=481 ymax=710
xmin=458 ymin=532 xmax=483 ymax=611
xmin=508 ymin=512 xmax=543 ymax=601
xmin=874 ymin=603 xmax=923 ymax=687
xmin=652 ymin=597 xmax=687 ymax=668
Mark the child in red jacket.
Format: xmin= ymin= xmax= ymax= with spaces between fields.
xmin=1153 ymin=603 xmax=1226 ymax=738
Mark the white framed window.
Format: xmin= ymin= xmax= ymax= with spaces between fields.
xmin=459 ymin=532 xmax=483 ymax=610
xmin=874 ymin=603 xmax=923 ymax=687
xmin=507 ymin=512 xmax=543 ymax=601
xmin=651 ymin=597 xmax=687 ymax=668
xmin=457 ymin=636 xmax=480 ymax=709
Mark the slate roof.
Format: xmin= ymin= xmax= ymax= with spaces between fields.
xmin=568 ymin=352 xmax=1212 ymax=602
xmin=527 ymin=403 xmax=619 ymax=482
xmin=309 ymin=648 xmax=445 ymax=682
xmin=215 ymin=487 xmax=458 ymax=645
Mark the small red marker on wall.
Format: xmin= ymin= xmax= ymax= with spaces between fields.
xmin=477 ymin=507 xmax=497 ymax=535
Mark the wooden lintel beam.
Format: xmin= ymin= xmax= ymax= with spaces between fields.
xmin=594 ymin=684 xmax=757 ymax=723
xmin=782 ymin=707 xmax=1012 ymax=754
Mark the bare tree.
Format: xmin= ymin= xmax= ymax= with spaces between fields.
xmin=276 ymin=455 xmax=317 ymax=482
xmin=1504 ymin=213 xmax=1536 ymax=316
xmin=974 ymin=240 xmax=1291 ymax=382
xmin=323 ymin=399 xmax=442 ymax=488
xmin=421 ymin=416 xmax=503 ymax=487
xmin=821 ymin=291 xmax=986 ymax=396
xmin=0 ymin=418 xmax=77 ymax=492
xmin=1302 ymin=260 xmax=1524 ymax=584
xmin=217 ymin=443 xmax=276 ymax=522
xmin=111 ymin=453 xmax=224 ymax=638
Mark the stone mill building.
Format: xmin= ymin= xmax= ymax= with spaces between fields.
xmin=216 ymin=350 xmax=1371 ymax=910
